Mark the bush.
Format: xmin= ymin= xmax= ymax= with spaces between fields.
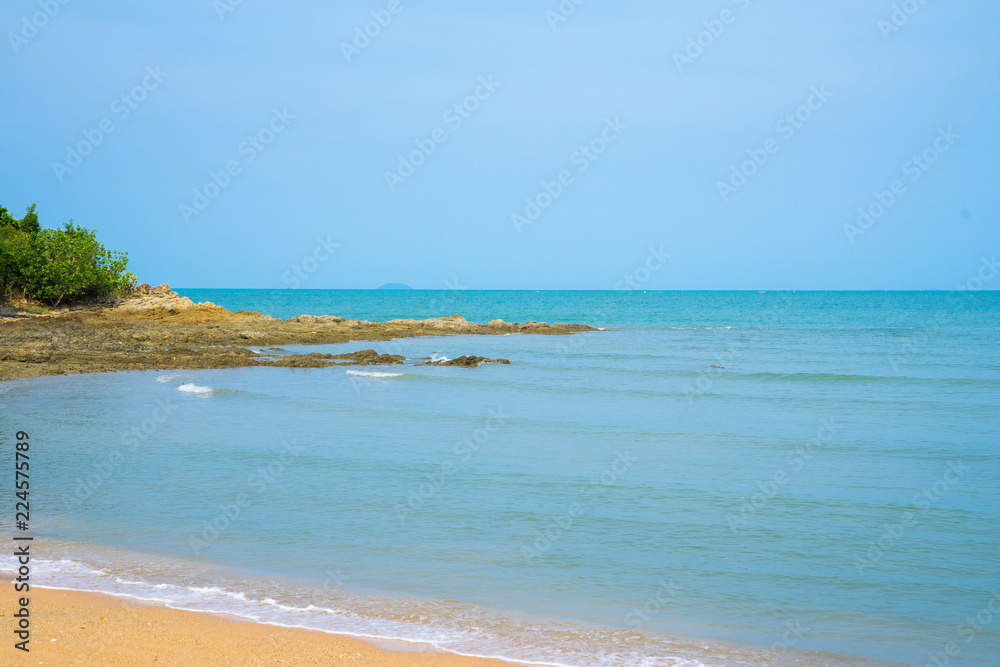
xmin=0 ymin=205 xmax=136 ymax=306
xmin=0 ymin=204 xmax=39 ymax=233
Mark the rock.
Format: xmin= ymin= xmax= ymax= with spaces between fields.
xmin=131 ymin=283 xmax=171 ymax=298
xmin=420 ymin=355 xmax=511 ymax=368
xmin=0 ymin=303 xmax=593 ymax=381
xmin=261 ymin=353 xmax=339 ymax=369
xmin=287 ymin=315 xmax=347 ymax=324
xmin=709 ymin=365 xmax=724 ymax=369
xmin=422 ymin=315 xmax=472 ymax=331
xmin=330 ymin=349 xmax=405 ymax=365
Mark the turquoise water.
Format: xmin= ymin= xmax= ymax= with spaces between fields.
xmin=2 ymin=291 xmax=998 ymax=666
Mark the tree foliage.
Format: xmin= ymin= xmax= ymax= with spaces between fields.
xmin=0 ymin=204 xmax=135 ymax=306
xmin=0 ymin=204 xmax=40 ymax=233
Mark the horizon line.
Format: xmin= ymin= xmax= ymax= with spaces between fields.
xmin=172 ymin=288 xmax=1000 ymax=293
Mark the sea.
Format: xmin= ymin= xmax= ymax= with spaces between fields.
xmin=2 ymin=290 xmax=998 ymax=666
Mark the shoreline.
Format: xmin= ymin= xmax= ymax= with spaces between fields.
xmin=3 ymin=586 xmax=521 ymax=666
xmin=0 ymin=288 xmax=595 ymax=381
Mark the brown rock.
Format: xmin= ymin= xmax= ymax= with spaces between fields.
xmin=0 ymin=300 xmax=593 ymax=381
xmin=420 ymin=355 xmax=511 ymax=368
xmin=330 ymin=349 xmax=405 ymax=365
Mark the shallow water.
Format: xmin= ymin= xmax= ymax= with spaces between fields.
xmin=2 ymin=291 xmax=998 ymax=666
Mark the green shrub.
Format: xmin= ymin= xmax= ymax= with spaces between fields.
xmin=0 ymin=204 xmax=40 ymax=233
xmin=0 ymin=205 xmax=136 ymax=306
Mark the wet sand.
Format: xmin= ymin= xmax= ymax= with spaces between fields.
xmin=2 ymin=587 xmax=518 ymax=666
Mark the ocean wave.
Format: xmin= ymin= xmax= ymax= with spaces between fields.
xmin=0 ymin=552 xmax=818 ymax=667
xmin=178 ymin=383 xmax=214 ymax=394
xmin=189 ymin=586 xmax=248 ymax=601
xmin=729 ymin=371 xmax=1000 ymax=386
xmin=156 ymin=375 xmax=178 ymax=383
xmin=345 ymin=370 xmax=402 ymax=379
xmin=663 ymin=326 xmax=734 ymax=330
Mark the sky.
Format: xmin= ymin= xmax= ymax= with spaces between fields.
xmin=1 ymin=0 xmax=998 ymax=290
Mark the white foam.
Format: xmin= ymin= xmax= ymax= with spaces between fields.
xmin=0 ymin=553 xmax=777 ymax=667
xmin=178 ymin=383 xmax=213 ymax=394
xmin=156 ymin=375 xmax=177 ymax=383
xmin=345 ymin=370 xmax=402 ymax=379
xmin=430 ymin=353 xmax=452 ymax=363
xmin=189 ymin=586 xmax=247 ymax=600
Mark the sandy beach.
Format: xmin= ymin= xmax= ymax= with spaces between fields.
xmin=1 ymin=587 xmax=517 ymax=666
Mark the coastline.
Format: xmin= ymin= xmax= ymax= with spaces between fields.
xmin=0 ymin=287 xmax=594 ymax=381
xmin=3 ymin=587 xmax=519 ymax=666
xmin=5 ymin=290 xmax=989 ymax=665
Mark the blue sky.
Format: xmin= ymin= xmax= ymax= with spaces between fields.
xmin=1 ymin=0 xmax=997 ymax=289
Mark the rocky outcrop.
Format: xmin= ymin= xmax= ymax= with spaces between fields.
xmin=287 ymin=315 xmax=347 ymax=324
xmin=329 ymin=349 xmax=405 ymax=365
xmin=0 ymin=294 xmax=596 ymax=380
xmin=131 ymin=283 xmax=173 ymax=298
xmin=419 ymin=355 xmax=511 ymax=367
